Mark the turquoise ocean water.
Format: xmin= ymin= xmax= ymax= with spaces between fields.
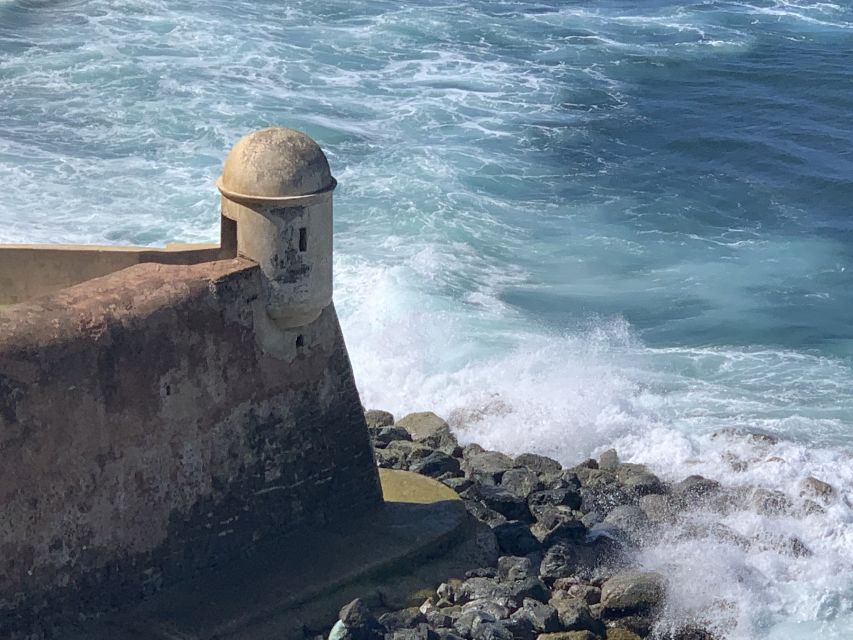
xmin=1 ymin=0 xmax=852 ymax=637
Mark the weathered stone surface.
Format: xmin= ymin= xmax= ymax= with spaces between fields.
xmin=492 ymin=521 xmax=543 ymax=557
xmin=799 ymin=476 xmax=833 ymax=501
xmin=498 ymin=556 xmax=535 ymax=582
xmin=600 ymin=571 xmax=665 ymax=617
xmin=514 ymin=453 xmax=563 ymax=475
xmin=379 ymin=607 xmax=427 ymax=630
xmin=672 ymin=475 xmax=720 ymax=501
xmin=510 ymin=598 xmax=560 ymax=633
xmin=529 ymin=488 xmax=583 ymax=512
xmin=411 ymin=451 xmax=462 ymax=478
xmin=598 ymin=450 xmax=620 ymax=472
xmin=506 ymin=577 xmax=551 ymax=604
xmin=0 ymin=260 xmax=383 ymax=631
xmin=365 ymin=409 xmax=395 ymax=428
xmin=370 ymin=426 xmax=413 ymax=448
xmin=463 ymin=451 xmax=514 ymax=485
xmin=477 ymin=485 xmax=533 ymax=522
xmin=397 ymin=412 xmax=450 ymax=440
xmin=549 ymin=595 xmax=598 ymax=632
xmin=501 ymin=468 xmax=543 ymax=498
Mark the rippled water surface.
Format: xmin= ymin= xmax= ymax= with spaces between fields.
xmin=2 ymin=0 xmax=853 ymax=637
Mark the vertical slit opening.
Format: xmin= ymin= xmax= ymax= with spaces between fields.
xmin=296 ymin=335 xmax=304 ymax=348
xmin=298 ymin=227 xmax=308 ymax=252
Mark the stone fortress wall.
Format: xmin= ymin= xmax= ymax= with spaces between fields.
xmin=0 ymin=129 xmax=384 ymax=634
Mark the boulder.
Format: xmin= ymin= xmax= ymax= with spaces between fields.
xmin=638 ymin=494 xmax=676 ymax=523
xmin=538 ymin=543 xmax=577 ymax=581
xmin=370 ymin=425 xmax=412 ymax=448
xmin=501 ymin=467 xmax=543 ymax=498
xmin=531 ymin=515 xmax=586 ymax=548
xmin=600 ymin=571 xmax=665 ymax=617
xmin=465 ymin=500 xmax=508 ymax=528
xmin=497 ymin=555 xmax=536 ymax=582
xmin=506 ymin=577 xmax=551 ymax=603
xmin=673 ymin=475 xmax=720 ymax=501
xmin=443 ymin=477 xmax=474 ymax=493
xmin=509 ymin=598 xmax=560 ymax=633
xmin=364 ymin=409 xmax=395 ymax=428
xmin=334 ymin=598 xmax=385 ymax=640
xmin=463 ymin=451 xmax=515 ymax=485
xmin=598 ymin=449 xmax=620 ymax=472
xmin=601 ymin=505 xmax=649 ymax=545
xmin=548 ymin=595 xmax=598 ymax=632
xmin=477 ymin=485 xmax=533 ymax=522
xmin=515 ymin=453 xmax=563 ymax=475
xmin=397 ymin=411 xmax=450 ymax=440
xmin=411 ymin=451 xmax=462 ymax=478
xmin=461 ymin=598 xmax=513 ymax=621
xmin=493 ymin=521 xmax=543 ymax=556
xmin=799 ymin=476 xmax=833 ymax=501
xmin=529 ymin=488 xmax=582 ymax=512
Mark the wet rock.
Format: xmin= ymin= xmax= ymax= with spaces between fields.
xmin=669 ymin=624 xmax=718 ymax=639
xmin=799 ymin=476 xmax=833 ymax=502
xmin=501 ymin=467 xmax=543 ymax=498
xmin=600 ymin=571 xmax=665 ymax=618
xmin=493 ymin=520 xmax=543 ymax=556
xmin=466 ymin=567 xmax=499 ymax=579
xmin=364 ymin=409 xmax=395 ymax=428
xmin=638 ymin=494 xmax=676 ymax=524
xmin=411 ymin=451 xmax=462 ymax=478
xmin=463 ymin=451 xmax=515 ymax=485
xmin=600 ymin=505 xmax=649 ymax=545
xmin=437 ymin=580 xmax=464 ymax=604
xmin=673 ymin=475 xmax=720 ymax=501
xmin=599 ymin=449 xmax=620 ymax=472
xmin=509 ymin=598 xmax=561 ymax=633
xmin=434 ymin=629 xmax=465 ymax=640
xmin=622 ymin=472 xmax=666 ymax=497
xmin=801 ymin=499 xmax=825 ymax=516
xmin=477 ymin=485 xmax=533 ymax=522
xmin=515 ymin=453 xmax=563 ymax=475
xmin=747 ymin=487 xmax=792 ymax=515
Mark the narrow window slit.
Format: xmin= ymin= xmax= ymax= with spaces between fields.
xmin=298 ymin=227 xmax=308 ymax=252
xmin=296 ymin=335 xmax=304 ymax=348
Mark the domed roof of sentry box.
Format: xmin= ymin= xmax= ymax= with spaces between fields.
xmin=217 ymin=127 xmax=336 ymax=203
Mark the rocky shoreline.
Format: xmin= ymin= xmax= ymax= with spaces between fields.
xmin=322 ymin=410 xmax=744 ymax=640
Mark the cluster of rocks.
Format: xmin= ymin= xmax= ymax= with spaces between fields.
xmin=326 ymin=410 xmax=838 ymax=640
xmin=320 ymin=409 xmax=726 ymax=640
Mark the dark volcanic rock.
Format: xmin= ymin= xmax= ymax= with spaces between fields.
xmin=493 ymin=520 xmax=543 ymax=556
xmin=549 ymin=595 xmax=599 ymax=633
xmin=599 ymin=449 xmax=620 ymax=472
xmin=501 ymin=467 xmax=543 ymax=498
xmin=529 ymin=488 xmax=583 ymax=512
xmin=514 ymin=453 xmax=563 ymax=475
xmin=379 ymin=607 xmax=427 ymax=630
xmin=477 ymin=485 xmax=533 ymax=522
xmin=497 ymin=555 xmax=536 ymax=582
xmin=411 ymin=451 xmax=462 ymax=478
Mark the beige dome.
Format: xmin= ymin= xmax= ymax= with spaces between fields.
xmin=218 ymin=127 xmax=334 ymax=200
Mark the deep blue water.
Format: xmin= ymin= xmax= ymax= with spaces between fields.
xmin=2 ymin=1 xmax=853 ymax=637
